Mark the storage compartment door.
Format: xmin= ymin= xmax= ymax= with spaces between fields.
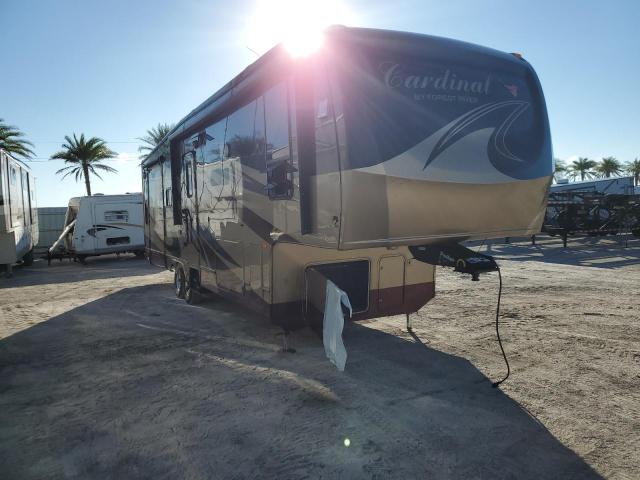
xmin=305 ymin=260 xmax=370 ymax=326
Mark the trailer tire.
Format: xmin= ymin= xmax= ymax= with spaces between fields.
xmin=174 ymin=267 xmax=186 ymax=299
xmin=22 ymin=249 xmax=34 ymax=266
xmin=134 ymin=250 xmax=145 ymax=259
xmin=185 ymin=272 xmax=202 ymax=305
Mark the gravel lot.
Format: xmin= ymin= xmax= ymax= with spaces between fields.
xmin=1 ymin=237 xmax=638 ymax=479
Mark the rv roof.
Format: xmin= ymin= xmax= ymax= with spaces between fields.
xmin=68 ymin=193 xmax=143 ymax=206
xmin=0 ymin=148 xmax=34 ymax=173
xmin=141 ymin=25 xmax=520 ymax=167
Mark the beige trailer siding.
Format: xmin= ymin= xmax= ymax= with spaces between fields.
xmin=272 ymin=243 xmax=435 ymax=325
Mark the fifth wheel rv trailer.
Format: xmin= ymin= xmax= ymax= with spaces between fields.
xmin=49 ymin=193 xmax=144 ymax=261
xmin=0 ymin=148 xmax=38 ymax=274
xmin=142 ymin=26 xmax=552 ymax=331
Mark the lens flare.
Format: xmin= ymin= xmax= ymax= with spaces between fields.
xmin=283 ymin=29 xmax=324 ymax=58
xmin=246 ymin=0 xmax=354 ymax=57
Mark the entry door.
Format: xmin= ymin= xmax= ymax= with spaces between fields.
xmin=215 ymin=158 xmax=244 ymax=294
xmin=180 ymin=141 xmax=200 ymax=268
xmin=143 ymin=171 xmax=151 ymax=251
xmin=378 ymin=256 xmax=406 ymax=313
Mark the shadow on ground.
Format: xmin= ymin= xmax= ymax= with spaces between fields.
xmin=0 ymin=283 xmax=601 ymax=479
xmin=478 ymin=236 xmax=640 ymax=269
xmin=0 ymin=254 xmax=157 ymax=289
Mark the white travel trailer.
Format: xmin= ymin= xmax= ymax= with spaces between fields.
xmin=0 ymin=148 xmax=38 ymax=274
xmin=50 ymin=193 xmax=145 ymax=261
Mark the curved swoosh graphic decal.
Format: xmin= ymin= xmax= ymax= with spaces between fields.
xmin=355 ymin=99 xmax=548 ymax=184
xmin=424 ymin=100 xmax=530 ymax=170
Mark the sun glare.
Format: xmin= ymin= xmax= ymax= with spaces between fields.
xmin=116 ymin=152 xmax=130 ymax=163
xmin=246 ymin=0 xmax=354 ymax=57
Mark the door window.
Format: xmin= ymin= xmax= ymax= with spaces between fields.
xmin=183 ymin=152 xmax=194 ymax=197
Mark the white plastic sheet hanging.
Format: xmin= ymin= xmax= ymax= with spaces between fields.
xmin=323 ymin=280 xmax=352 ymax=371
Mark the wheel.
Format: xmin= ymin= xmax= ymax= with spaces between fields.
xmin=22 ymin=249 xmax=34 ymax=266
xmin=134 ymin=250 xmax=145 ymax=258
xmin=174 ymin=267 xmax=186 ymax=299
xmin=184 ymin=273 xmax=202 ymax=305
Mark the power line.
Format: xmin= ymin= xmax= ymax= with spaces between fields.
xmin=24 ymin=157 xmax=142 ymax=162
xmin=30 ymin=139 xmax=142 ymax=143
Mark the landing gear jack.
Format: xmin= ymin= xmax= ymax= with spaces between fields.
xmin=406 ymin=313 xmax=413 ymax=332
xmin=409 ymin=242 xmax=498 ymax=281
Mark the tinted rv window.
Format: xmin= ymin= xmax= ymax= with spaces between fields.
xmin=203 ymin=119 xmax=226 ymax=187
xmin=225 ymin=99 xmax=264 ymax=171
xmin=264 ymin=82 xmax=292 ymax=199
xmin=203 ymin=119 xmax=226 ymax=165
xmin=337 ymin=46 xmax=550 ymax=180
xmin=104 ymin=210 xmax=129 ymax=222
xmin=9 ymin=165 xmax=22 ymax=226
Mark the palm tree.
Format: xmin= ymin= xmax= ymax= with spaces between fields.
xmin=553 ymin=158 xmax=568 ymax=182
xmin=0 ymin=118 xmax=34 ymax=158
xmin=568 ymin=157 xmax=597 ymax=181
xmin=137 ymin=123 xmax=174 ymax=160
xmin=595 ymin=156 xmax=623 ymax=178
xmin=51 ymin=134 xmax=117 ymax=196
xmin=626 ymin=158 xmax=640 ymax=186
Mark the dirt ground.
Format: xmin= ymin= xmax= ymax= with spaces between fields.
xmin=0 ymin=236 xmax=638 ymax=479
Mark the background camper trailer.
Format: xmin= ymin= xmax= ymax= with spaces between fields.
xmin=142 ymin=26 xmax=552 ymax=331
xmin=0 ymin=148 xmax=38 ymax=275
xmin=49 ymin=193 xmax=144 ymax=262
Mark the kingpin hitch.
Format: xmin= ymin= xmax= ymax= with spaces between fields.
xmin=409 ymin=243 xmax=498 ymax=281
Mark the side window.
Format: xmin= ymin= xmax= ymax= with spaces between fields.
xmin=204 ymin=119 xmax=226 ymax=187
xmin=204 ymin=119 xmax=226 ymax=164
xmin=104 ymin=210 xmax=129 ymax=222
xmin=165 ymin=187 xmax=172 ymax=207
xmin=224 ymin=100 xmax=261 ymax=198
xmin=225 ymin=100 xmax=260 ymax=166
xmin=264 ymin=82 xmax=293 ymax=199
xmin=249 ymin=97 xmax=265 ymax=172
xmin=314 ymin=71 xmax=339 ymax=162
xmin=9 ymin=165 xmax=22 ymax=226
xmin=147 ymin=166 xmax=163 ymax=224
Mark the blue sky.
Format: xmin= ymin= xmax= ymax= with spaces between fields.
xmin=1 ymin=0 xmax=639 ymax=207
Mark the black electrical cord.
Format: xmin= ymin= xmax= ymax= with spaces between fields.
xmin=492 ymin=266 xmax=510 ymax=388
